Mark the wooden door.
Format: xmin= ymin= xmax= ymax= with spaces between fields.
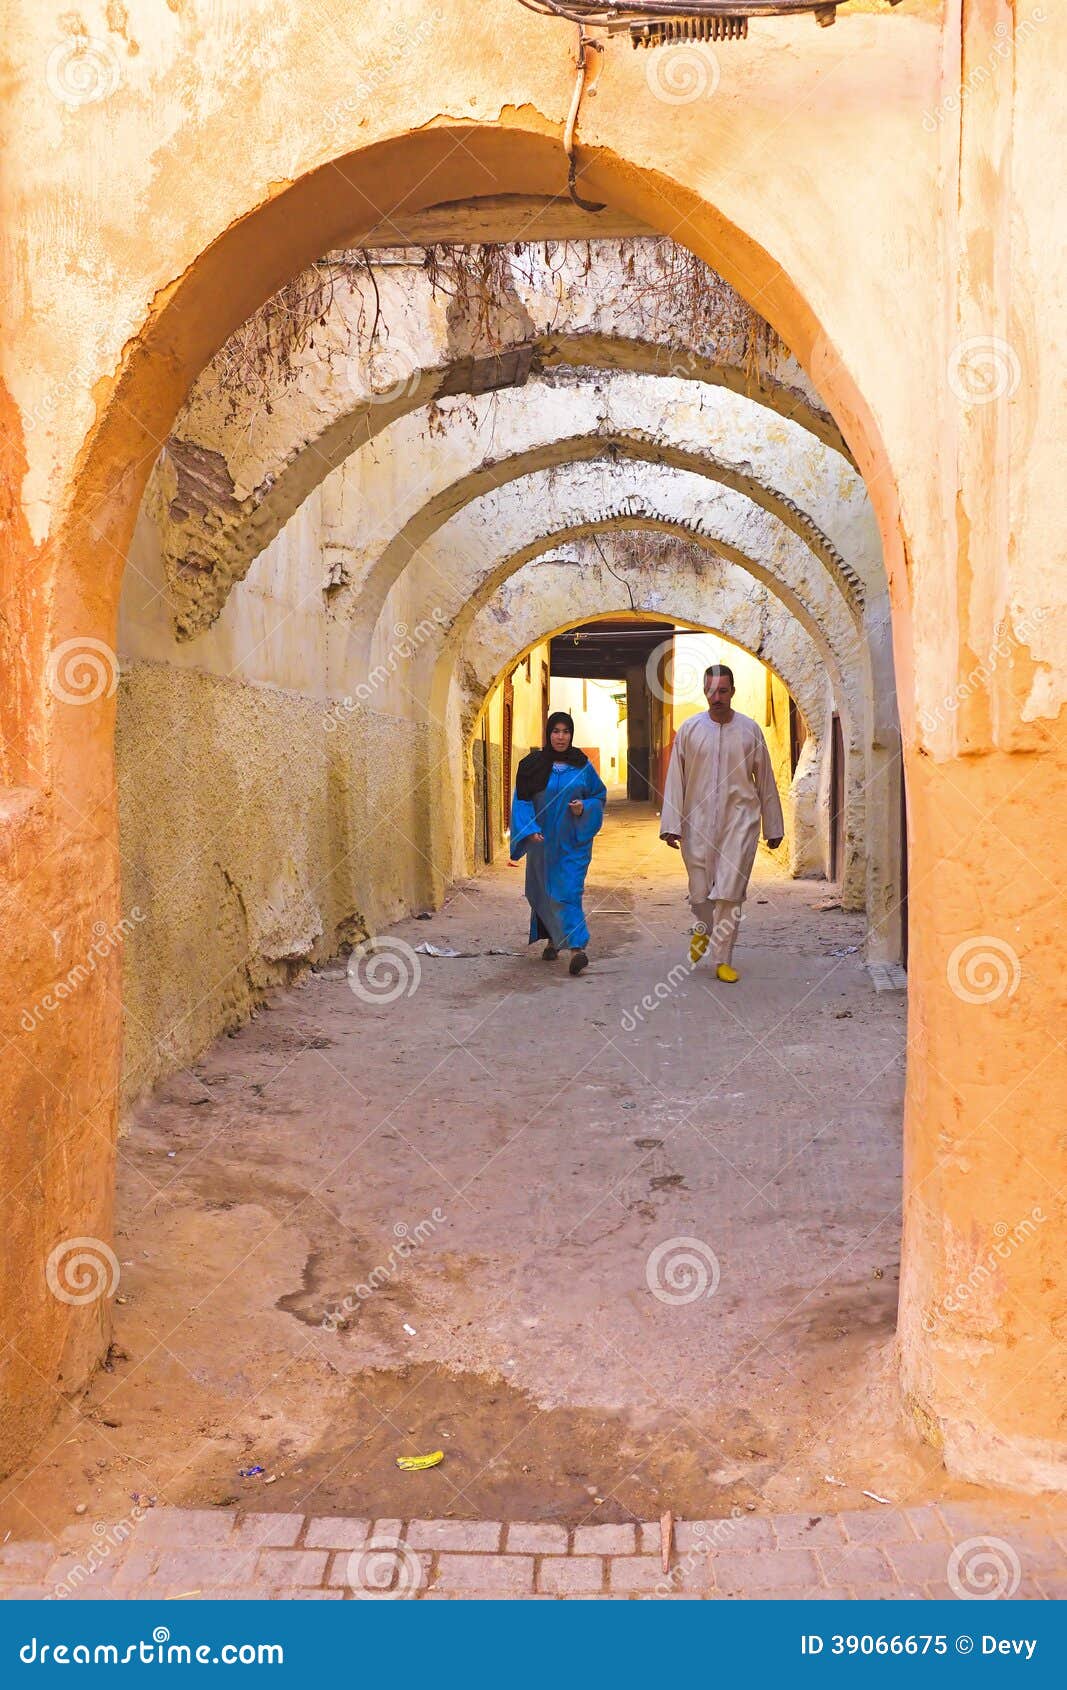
xmin=789 ymin=696 xmax=807 ymax=776
xmin=479 ymin=716 xmax=492 ymax=864
xmin=503 ymin=673 xmax=514 ymax=810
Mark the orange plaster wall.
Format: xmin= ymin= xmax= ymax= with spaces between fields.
xmin=0 ymin=0 xmax=1064 ymax=1487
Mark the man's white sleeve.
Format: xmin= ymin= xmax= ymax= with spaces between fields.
xmin=660 ymin=723 xmax=686 ymax=837
xmin=753 ymin=727 xmax=785 ymax=840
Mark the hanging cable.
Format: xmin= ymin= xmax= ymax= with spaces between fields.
xmin=590 ymin=532 xmax=638 ymax=612
xmin=563 ymin=26 xmax=607 ymax=213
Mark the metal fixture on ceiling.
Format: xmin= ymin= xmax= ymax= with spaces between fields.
xmin=516 ymin=2 xmax=903 ymax=42
xmin=520 ymin=1 xmax=905 ymax=211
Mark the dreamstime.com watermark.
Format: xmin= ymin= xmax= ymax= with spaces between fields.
xmin=645 ymin=632 xmax=727 ymax=706
xmin=919 ymin=607 xmax=1046 ymax=737
xmin=346 ymin=936 xmax=422 ymax=1005
xmin=362 ymin=338 xmax=423 ymax=404
xmin=19 ymin=1629 xmax=283 ymax=1665
xmin=620 ymin=954 xmax=696 ymax=1032
xmin=946 ymin=1536 xmax=1022 ymax=1600
xmin=25 ymin=319 xmax=140 ymax=435
xmin=646 ymin=1236 xmax=721 ymax=1305
xmin=318 ymin=17 xmax=434 ymax=142
xmin=24 ymin=363 xmax=98 ymax=435
xmin=947 ymin=334 xmax=1022 ymax=408
xmin=322 ymin=1209 xmax=446 ymax=1329
xmin=283 ymin=13 xmax=433 ymax=177
xmin=46 ymin=33 xmax=121 ymax=108
xmin=645 ymin=43 xmax=720 ymax=106
xmin=656 ymin=1511 xmax=743 ymax=1596
xmin=49 ymin=1507 xmax=150 ymax=1599
xmin=20 ymin=909 xmax=146 ymax=1033
xmin=620 ymin=908 xmax=740 ymax=1031
xmin=45 ymin=1237 xmax=121 ymax=1307
xmin=922 ymin=1209 xmax=1044 ymax=1334
xmin=946 ymin=936 xmax=1021 ymax=1006
xmin=922 ymin=11 xmax=1046 ymax=131
xmin=45 ymin=638 xmax=120 ymax=705
xmin=323 ymin=611 xmax=447 ymax=732
xmin=346 ymin=1539 xmax=424 ymax=1598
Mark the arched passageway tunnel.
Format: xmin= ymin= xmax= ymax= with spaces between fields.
xmin=2 ymin=4 xmax=1064 ymax=1546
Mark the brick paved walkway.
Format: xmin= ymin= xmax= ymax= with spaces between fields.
xmin=3 ymin=1502 xmax=1065 ymax=1600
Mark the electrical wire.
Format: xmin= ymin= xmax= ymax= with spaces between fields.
xmin=563 ymin=26 xmax=606 ymax=212
xmin=513 ymin=1 xmax=864 ymax=32
xmin=590 ymin=532 xmax=638 ymax=611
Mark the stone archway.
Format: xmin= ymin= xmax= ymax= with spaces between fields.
xmin=324 ymin=377 xmax=880 ymax=658
xmin=465 ymin=549 xmax=829 ymax=748
xmin=311 ymin=380 xmax=897 ymax=946
xmin=154 ymin=246 xmax=842 ymax=639
xmin=458 ymin=546 xmax=833 ymax=886
xmin=347 ymin=459 xmax=874 ymax=917
xmin=3 ymin=3 xmax=1062 ymax=1491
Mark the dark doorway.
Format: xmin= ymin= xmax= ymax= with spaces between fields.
xmin=829 ymin=712 xmax=845 ymax=882
xmin=476 ymin=715 xmax=492 ymax=865
xmin=502 ymin=672 xmax=514 ymax=816
xmin=549 ymin=620 xmax=671 ymax=802
xmin=789 ymin=696 xmax=808 ymax=776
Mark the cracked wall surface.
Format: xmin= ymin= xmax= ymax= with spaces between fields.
xmin=117 ymin=481 xmax=442 ymax=1102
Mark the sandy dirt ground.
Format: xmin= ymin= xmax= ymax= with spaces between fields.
xmin=3 ymin=803 xmax=994 ymax=1541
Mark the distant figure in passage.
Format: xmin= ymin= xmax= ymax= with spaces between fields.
xmin=509 ymin=711 xmax=607 ymax=977
xmin=660 ymin=665 xmax=784 ymax=983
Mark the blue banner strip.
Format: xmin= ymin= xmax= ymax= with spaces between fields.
xmin=0 ymin=1599 xmax=1062 ymax=1682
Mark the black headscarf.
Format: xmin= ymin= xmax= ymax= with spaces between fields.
xmin=515 ymin=711 xmax=589 ymax=800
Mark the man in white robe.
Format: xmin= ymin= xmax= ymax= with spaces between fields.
xmin=660 ymin=664 xmax=785 ymax=982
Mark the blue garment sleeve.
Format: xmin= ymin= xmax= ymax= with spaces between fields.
xmin=566 ymin=764 xmax=607 ymax=846
xmin=508 ymin=791 xmax=542 ymax=857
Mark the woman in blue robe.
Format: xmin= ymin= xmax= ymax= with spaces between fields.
xmin=508 ymin=711 xmax=607 ymax=976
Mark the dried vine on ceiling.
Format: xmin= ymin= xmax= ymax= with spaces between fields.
xmin=195 ymin=239 xmax=787 ymax=428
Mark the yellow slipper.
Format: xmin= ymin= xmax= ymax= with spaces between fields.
xmin=716 ymin=963 xmax=740 ymax=984
xmin=689 ymin=930 xmax=709 ymax=965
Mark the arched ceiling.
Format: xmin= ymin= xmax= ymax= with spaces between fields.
xmin=459 ymin=540 xmax=830 ymax=741
xmin=338 ymin=460 xmax=871 ymax=745
xmin=150 ymin=239 xmax=848 ymax=639
xmin=364 ymin=460 xmax=867 ymax=711
xmin=317 ymin=371 xmax=879 ymax=657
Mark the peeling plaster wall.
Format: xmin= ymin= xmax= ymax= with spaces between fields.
xmin=117 ymin=662 xmax=332 ymax=1101
xmin=116 ymin=482 xmax=435 ymax=1102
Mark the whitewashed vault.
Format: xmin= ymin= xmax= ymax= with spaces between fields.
xmin=461 ymin=538 xmax=833 ymax=883
xmin=152 ymin=241 xmax=843 ymax=639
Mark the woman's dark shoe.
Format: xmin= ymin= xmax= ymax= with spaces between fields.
xmin=542 ymin=943 xmax=559 ymax=960
xmin=568 ymin=949 xmax=589 ymax=976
